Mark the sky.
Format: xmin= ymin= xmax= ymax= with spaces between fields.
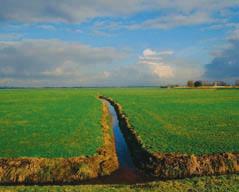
xmin=0 ymin=0 xmax=239 ymax=87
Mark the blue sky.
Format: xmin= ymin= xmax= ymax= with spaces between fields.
xmin=0 ymin=0 xmax=239 ymax=87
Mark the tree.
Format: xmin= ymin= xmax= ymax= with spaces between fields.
xmin=187 ymin=80 xmax=194 ymax=87
xmin=194 ymin=81 xmax=202 ymax=87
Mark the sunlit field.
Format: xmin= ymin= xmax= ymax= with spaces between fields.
xmin=102 ymin=88 xmax=239 ymax=154
xmin=0 ymin=88 xmax=102 ymax=158
xmin=1 ymin=88 xmax=238 ymax=157
xmin=0 ymin=88 xmax=238 ymax=190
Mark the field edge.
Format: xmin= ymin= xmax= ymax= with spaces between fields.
xmin=0 ymin=174 xmax=239 ymax=192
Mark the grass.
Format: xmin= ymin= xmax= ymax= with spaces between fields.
xmin=0 ymin=88 xmax=238 ymax=190
xmin=102 ymin=88 xmax=239 ymax=155
xmin=1 ymin=88 xmax=238 ymax=156
xmin=0 ymin=174 xmax=238 ymax=192
xmin=0 ymin=88 xmax=103 ymax=158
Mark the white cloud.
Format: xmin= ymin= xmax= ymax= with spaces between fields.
xmin=141 ymin=49 xmax=173 ymax=60
xmin=129 ymin=12 xmax=214 ymax=30
xmin=152 ymin=65 xmax=174 ymax=78
xmin=228 ymin=29 xmax=239 ymax=40
xmin=0 ymin=33 xmax=23 ymax=41
xmin=88 ymin=1 xmax=239 ymax=32
xmin=37 ymin=25 xmax=56 ymax=31
xmin=93 ymin=57 xmax=202 ymax=87
xmin=0 ymin=0 xmax=144 ymax=23
xmin=143 ymin=49 xmax=157 ymax=57
xmin=139 ymin=49 xmax=174 ymax=78
xmin=102 ymin=71 xmax=111 ymax=78
xmin=0 ymin=40 xmax=206 ymax=87
xmin=0 ymin=0 xmax=238 ymax=26
xmin=42 ymin=67 xmax=65 ymax=77
xmin=100 ymin=47 xmax=204 ymax=86
xmin=0 ymin=39 xmax=127 ymax=86
xmin=0 ymin=78 xmax=12 ymax=84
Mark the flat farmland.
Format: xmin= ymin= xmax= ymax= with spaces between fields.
xmin=102 ymin=88 xmax=239 ymax=155
xmin=0 ymin=89 xmax=102 ymax=158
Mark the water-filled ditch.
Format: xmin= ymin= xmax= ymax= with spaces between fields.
xmin=95 ymin=99 xmax=146 ymax=184
xmin=107 ymin=100 xmax=135 ymax=170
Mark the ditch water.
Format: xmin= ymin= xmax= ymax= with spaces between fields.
xmin=95 ymin=100 xmax=146 ymax=184
xmin=107 ymin=101 xmax=135 ymax=170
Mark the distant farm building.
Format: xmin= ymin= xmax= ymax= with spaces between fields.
xmin=235 ymin=80 xmax=239 ymax=86
xmin=187 ymin=80 xmax=227 ymax=87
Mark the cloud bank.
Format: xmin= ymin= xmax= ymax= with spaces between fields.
xmin=0 ymin=39 xmax=126 ymax=86
xmin=0 ymin=44 xmax=203 ymax=87
xmin=0 ymin=0 xmax=238 ymax=24
xmin=100 ymin=49 xmax=203 ymax=86
xmin=204 ymin=35 xmax=239 ymax=82
xmin=0 ymin=0 xmax=144 ymax=23
xmin=139 ymin=49 xmax=174 ymax=78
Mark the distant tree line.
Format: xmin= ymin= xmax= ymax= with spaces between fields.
xmin=187 ymin=80 xmax=239 ymax=87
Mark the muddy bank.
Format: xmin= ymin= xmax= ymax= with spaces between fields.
xmin=0 ymin=101 xmax=119 ymax=185
xmin=100 ymin=96 xmax=239 ymax=179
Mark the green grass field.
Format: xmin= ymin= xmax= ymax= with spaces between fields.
xmin=1 ymin=88 xmax=238 ymax=157
xmin=0 ymin=88 xmax=102 ymax=158
xmin=0 ymin=88 xmax=238 ymax=190
xmin=102 ymin=88 xmax=239 ymax=155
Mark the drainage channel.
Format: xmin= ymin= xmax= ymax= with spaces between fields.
xmin=92 ymin=99 xmax=146 ymax=184
xmin=107 ymin=100 xmax=135 ymax=170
